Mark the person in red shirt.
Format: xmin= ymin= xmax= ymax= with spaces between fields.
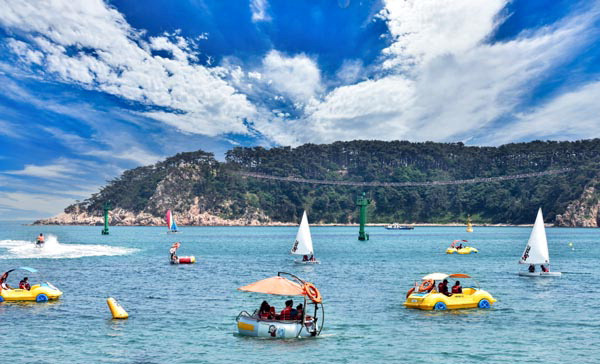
xmin=438 ymin=279 xmax=452 ymax=296
xmin=451 ymin=281 xmax=462 ymax=294
xmin=19 ymin=277 xmax=31 ymax=290
xmin=279 ymin=300 xmax=294 ymax=320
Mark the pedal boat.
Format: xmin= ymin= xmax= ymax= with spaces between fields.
xmin=446 ymin=240 xmax=478 ymax=254
xmin=236 ymin=272 xmax=324 ymax=339
xmin=404 ymin=273 xmax=496 ymax=311
xmin=0 ymin=267 xmax=62 ymax=303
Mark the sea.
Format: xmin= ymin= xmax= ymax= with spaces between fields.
xmin=1 ymin=221 xmax=598 ymax=363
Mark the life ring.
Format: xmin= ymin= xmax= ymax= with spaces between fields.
xmin=418 ymin=279 xmax=434 ymax=293
xmin=406 ymin=287 xmax=415 ymax=298
xmin=303 ymin=282 xmax=322 ymax=303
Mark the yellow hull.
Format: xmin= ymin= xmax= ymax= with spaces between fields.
xmin=0 ymin=283 xmax=62 ymax=302
xmin=446 ymin=246 xmax=478 ymax=254
xmin=404 ymin=288 xmax=496 ymax=310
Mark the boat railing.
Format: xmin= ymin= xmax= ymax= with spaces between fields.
xmin=236 ymin=311 xmax=252 ymax=322
xmin=237 ymin=310 xmax=310 ymax=324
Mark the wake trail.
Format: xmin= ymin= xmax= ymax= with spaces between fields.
xmin=0 ymin=234 xmax=138 ymax=259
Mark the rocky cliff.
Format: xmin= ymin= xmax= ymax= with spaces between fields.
xmin=555 ymin=180 xmax=600 ymax=227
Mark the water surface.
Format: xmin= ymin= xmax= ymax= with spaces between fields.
xmin=1 ymin=222 xmax=598 ymax=363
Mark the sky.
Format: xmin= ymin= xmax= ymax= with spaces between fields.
xmin=0 ymin=0 xmax=599 ymax=220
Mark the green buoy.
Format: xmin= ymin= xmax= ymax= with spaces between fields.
xmin=356 ymin=192 xmax=370 ymax=241
xmin=101 ymin=201 xmax=112 ymax=235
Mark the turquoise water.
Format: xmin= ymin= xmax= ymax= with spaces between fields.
xmin=1 ymin=222 xmax=599 ymax=363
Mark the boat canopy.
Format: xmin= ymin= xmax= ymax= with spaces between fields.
xmin=422 ymin=273 xmax=448 ymax=281
xmin=422 ymin=273 xmax=471 ymax=281
xmin=238 ymin=276 xmax=305 ymax=296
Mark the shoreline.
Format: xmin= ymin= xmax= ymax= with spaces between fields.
xmin=26 ymin=222 xmax=556 ymax=227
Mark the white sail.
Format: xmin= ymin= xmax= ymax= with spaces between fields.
xmin=290 ymin=211 xmax=314 ymax=256
xmin=519 ymin=208 xmax=550 ymax=265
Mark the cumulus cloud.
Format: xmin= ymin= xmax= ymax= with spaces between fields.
xmin=261 ymin=50 xmax=322 ymax=104
xmin=0 ymin=0 xmax=257 ymax=137
xmin=258 ymin=0 xmax=600 ymax=145
xmin=1 ymin=0 xmax=599 ymax=150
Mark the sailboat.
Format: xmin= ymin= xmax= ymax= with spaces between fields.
xmin=291 ymin=211 xmax=319 ymax=264
xmin=166 ymin=209 xmax=178 ymax=234
xmin=518 ymin=208 xmax=561 ymax=277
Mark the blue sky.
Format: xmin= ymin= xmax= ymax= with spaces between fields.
xmin=0 ymin=0 xmax=599 ymax=219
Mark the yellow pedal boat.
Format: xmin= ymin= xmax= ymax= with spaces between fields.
xmin=446 ymin=240 xmax=478 ymax=254
xmin=446 ymin=246 xmax=478 ymax=254
xmin=0 ymin=267 xmax=62 ymax=303
xmin=404 ymin=273 xmax=496 ymax=310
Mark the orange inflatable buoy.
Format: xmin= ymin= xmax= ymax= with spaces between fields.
xmin=418 ymin=279 xmax=434 ymax=293
xmin=303 ymin=282 xmax=322 ymax=303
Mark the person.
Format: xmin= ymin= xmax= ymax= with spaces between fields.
xmin=309 ymin=255 xmax=315 ymax=262
xmin=279 ymin=299 xmax=294 ymax=320
xmin=36 ymin=233 xmax=45 ymax=247
xmin=19 ymin=277 xmax=30 ymax=290
xmin=457 ymin=243 xmax=463 ymax=249
xmin=258 ymin=300 xmax=272 ymax=319
xmin=169 ymin=243 xmax=179 ymax=263
xmin=295 ymin=304 xmax=304 ymax=320
xmin=451 ymin=281 xmax=462 ymax=294
xmin=438 ymin=279 xmax=451 ymax=296
xmin=0 ymin=271 xmax=12 ymax=290
xmin=541 ymin=265 xmax=549 ymax=272
xmin=528 ymin=264 xmax=535 ymax=273
xmin=303 ymin=255 xmax=309 ymax=262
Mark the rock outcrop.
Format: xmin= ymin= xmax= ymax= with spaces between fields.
xmin=555 ymin=180 xmax=600 ymax=227
xmin=34 ymin=205 xmax=282 ymax=226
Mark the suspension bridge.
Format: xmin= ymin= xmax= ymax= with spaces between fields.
xmin=235 ymin=168 xmax=572 ymax=187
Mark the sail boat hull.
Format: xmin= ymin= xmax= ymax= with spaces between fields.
xmin=518 ymin=271 xmax=562 ymax=277
xmin=294 ymin=259 xmax=320 ymax=265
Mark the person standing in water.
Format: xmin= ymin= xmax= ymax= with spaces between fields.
xmin=36 ymin=233 xmax=45 ymax=247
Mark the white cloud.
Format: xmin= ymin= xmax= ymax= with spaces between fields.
xmin=4 ymin=161 xmax=79 ymax=179
xmin=250 ymin=0 xmax=271 ymax=23
xmin=0 ymin=191 xmax=78 ymax=216
xmin=261 ymin=50 xmax=322 ymax=104
xmin=482 ymin=80 xmax=600 ymax=144
xmin=260 ymin=0 xmax=600 ymax=145
xmin=0 ymin=0 xmax=257 ymax=137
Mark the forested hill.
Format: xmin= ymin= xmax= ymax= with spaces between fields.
xmin=37 ymin=139 xmax=600 ymax=226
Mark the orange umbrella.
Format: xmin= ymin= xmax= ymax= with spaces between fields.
xmin=238 ymin=276 xmax=305 ymax=296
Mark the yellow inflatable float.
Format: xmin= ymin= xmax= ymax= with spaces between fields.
xmin=405 ymin=273 xmax=496 ymax=310
xmin=107 ymin=297 xmax=129 ymax=319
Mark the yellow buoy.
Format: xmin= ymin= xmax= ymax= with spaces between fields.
xmin=107 ymin=297 xmax=129 ymax=319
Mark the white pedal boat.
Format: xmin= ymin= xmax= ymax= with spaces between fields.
xmin=236 ymin=272 xmax=324 ymax=339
